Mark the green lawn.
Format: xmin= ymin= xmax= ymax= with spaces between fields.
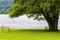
xmin=0 ymin=29 xmax=60 ymax=40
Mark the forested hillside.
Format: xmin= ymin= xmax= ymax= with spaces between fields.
xmin=0 ymin=0 xmax=13 ymax=14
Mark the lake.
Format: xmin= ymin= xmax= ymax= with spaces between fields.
xmin=0 ymin=14 xmax=60 ymax=29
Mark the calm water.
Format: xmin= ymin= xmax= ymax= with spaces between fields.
xmin=0 ymin=14 xmax=60 ymax=29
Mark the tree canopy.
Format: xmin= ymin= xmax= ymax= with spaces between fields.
xmin=9 ymin=0 xmax=60 ymax=18
xmin=9 ymin=0 xmax=60 ymax=31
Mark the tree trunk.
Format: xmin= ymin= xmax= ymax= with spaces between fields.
xmin=48 ymin=22 xmax=58 ymax=31
xmin=47 ymin=15 xmax=58 ymax=31
xmin=42 ymin=9 xmax=59 ymax=31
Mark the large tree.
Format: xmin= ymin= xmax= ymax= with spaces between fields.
xmin=9 ymin=0 xmax=60 ymax=31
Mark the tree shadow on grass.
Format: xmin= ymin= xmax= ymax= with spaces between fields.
xmin=12 ymin=29 xmax=49 ymax=32
xmin=11 ymin=29 xmax=60 ymax=33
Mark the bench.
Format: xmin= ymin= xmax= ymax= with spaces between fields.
xmin=1 ymin=27 xmax=11 ymax=32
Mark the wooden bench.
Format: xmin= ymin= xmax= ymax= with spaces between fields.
xmin=1 ymin=27 xmax=11 ymax=32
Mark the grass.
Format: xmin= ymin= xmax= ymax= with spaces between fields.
xmin=0 ymin=28 xmax=60 ymax=40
